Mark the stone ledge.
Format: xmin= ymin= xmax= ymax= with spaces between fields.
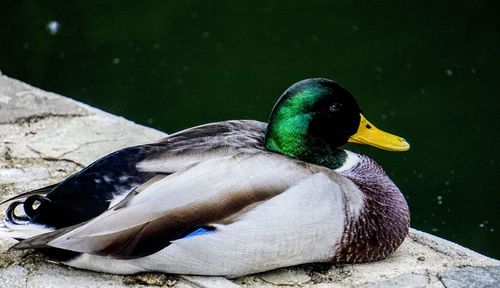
xmin=0 ymin=75 xmax=498 ymax=288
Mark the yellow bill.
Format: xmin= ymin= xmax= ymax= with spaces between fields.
xmin=348 ymin=114 xmax=410 ymax=152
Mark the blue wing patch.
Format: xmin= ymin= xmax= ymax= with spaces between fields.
xmin=183 ymin=227 xmax=214 ymax=239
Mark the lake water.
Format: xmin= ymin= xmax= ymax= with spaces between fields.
xmin=1 ymin=1 xmax=498 ymax=259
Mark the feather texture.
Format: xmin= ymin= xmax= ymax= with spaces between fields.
xmin=15 ymin=152 xmax=338 ymax=258
xmin=65 ymin=173 xmax=356 ymax=277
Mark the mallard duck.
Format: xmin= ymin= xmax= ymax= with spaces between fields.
xmin=0 ymin=78 xmax=410 ymax=277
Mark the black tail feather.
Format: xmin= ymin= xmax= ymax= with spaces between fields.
xmin=5 ymin=201 xmax=29 ymax=223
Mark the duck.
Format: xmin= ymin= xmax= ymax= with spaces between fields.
xmin=0 ymin=78 xmax=410 ymax=278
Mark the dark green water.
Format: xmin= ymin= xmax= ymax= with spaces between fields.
xmin=1 ymin=1 xmax=499 ymax=259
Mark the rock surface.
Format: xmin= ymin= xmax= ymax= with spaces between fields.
xmin=0 ymin=75 xmax=498 ymax=287
xmin=437 ymin=266 xmax=500 ymax=288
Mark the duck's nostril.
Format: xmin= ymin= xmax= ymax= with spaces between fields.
xmin=366 ymin=124 xmax=372 ymax=129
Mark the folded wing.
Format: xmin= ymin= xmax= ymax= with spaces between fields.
xmin=14 ymin=152 xmax=317 ymax=258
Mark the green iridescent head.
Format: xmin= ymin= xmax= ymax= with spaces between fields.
xmin=265 ymin=78 xmax=410 ymax=168
xmin=265 ymin=78 xmax=361 ymax=164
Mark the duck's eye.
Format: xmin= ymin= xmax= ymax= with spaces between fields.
xmin=329 ymin=102 xmax=342 ymax=112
